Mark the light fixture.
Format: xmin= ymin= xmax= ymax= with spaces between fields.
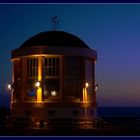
xmin=51 ymin=91 xmax=57 ymax=96
xmin=35 ymin=81 xmax=40 ymax=88
xmin=85 ymin=82 xmax=89 ymax=88
xmin=95 ymin=83 xmax=98 ymax=92
xmin=7 ymin=83 xmax=12 ymax=90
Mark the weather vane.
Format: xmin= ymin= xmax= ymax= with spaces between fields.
xmin=50 ymin=16 xmax=59 ymax=31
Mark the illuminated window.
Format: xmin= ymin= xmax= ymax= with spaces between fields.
xmin=44 ymin=57 xmax=60 ymax=99
xmin=27 ymin=58 xmax=38 ymax=95
xmin=44 ymin=79 xmax=60 ymax=98
xmin=44 ymin=57 xmax=60 ymax=77
xmin=27 ymin=58 xmax=38 ymax=77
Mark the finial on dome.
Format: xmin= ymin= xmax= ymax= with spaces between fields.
xmin=50 ymin=16 xmax=59 ymax=31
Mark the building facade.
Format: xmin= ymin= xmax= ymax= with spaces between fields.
xmin=10 ymin=31 xmax=97 ymax=128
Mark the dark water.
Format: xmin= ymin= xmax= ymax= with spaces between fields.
xmin=98 ymin=107 xmax=140 ymax=117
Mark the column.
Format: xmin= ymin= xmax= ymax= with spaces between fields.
xmin=37 ymin=57 xmax=42 ymax=103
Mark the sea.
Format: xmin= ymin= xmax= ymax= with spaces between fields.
xmin=97 ymin=107 xmax=140 ymax=117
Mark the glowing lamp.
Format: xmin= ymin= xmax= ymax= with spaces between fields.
xmin=35 ymin=81 xmax=40 ymax=88
xmin=8 ymin=84 xmax=12 ymax=90
xmin=51 ymin=91 xmax=57 ymax=96
xmin=95 ymin=83 xmax=98 ymax=92
xmin=85 ymin=83 xmax=89 ymax=88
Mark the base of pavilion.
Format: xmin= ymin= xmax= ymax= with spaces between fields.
xmin=10 ymin=118 xmax=101 ymax=129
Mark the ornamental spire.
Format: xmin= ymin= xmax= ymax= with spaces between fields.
xmin=50 ymin=16 xmax=59 ymax=31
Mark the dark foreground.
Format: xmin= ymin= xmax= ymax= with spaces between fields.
xmin=1 ymin=117 xmax=140 ymax=136
xmin=0 ymin=127 xmax=140 ymax=136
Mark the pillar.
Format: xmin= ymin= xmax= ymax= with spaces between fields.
xmin=37 ymin=57 xmax=42 ymax=102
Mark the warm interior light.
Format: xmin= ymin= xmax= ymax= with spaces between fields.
xmin=83 ymin=83 xmax=89 ymax=104
xmin=85 ymin=83 xmax=89 ymax=88
xmin=35 ymin=81 xmax=40 ymax=88
xmin=51 ymin=91 xmax=57 ymax=96
xmin=83 ymin=88 xmax=85 ymax=103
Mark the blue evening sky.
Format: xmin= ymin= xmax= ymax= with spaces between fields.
xmin=0 ymin=4 xmax=140 ymax=107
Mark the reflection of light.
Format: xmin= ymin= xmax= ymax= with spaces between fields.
xmin=8 ymin=84 xmax=12 ymax=90
xmin=37 ymin=57 xmax=42 ymax=103
xmin=37 ymin=87 xmax=42 ymax=103
xmin=83 ymin=88 xmax=88 ymax=104
xmin=35 ymin=81 xmax=40 ymax=88
xmin=83 ymin=82 xmax=89 ymax=104
xmin=51 ymin=91 xmax=57 ymax=96
xmin=85 ymin=83 xmax=89 ymax=88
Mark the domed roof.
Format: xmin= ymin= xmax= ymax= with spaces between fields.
xmin=20 ymin=31 xmax=89 ymax=48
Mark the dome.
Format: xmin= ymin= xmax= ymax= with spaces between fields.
xmin=20 ymin=31 xmax=89 ymax=48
